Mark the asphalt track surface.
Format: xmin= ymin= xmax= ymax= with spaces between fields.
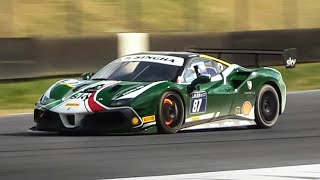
xmin=0 ymin=91 xmax=320 ymax=180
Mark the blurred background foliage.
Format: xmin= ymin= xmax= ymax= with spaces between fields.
xmin=0 ymin=0 xmax=319 ymax=37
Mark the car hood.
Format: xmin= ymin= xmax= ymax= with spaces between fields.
xmin=40 ymin=79 xmax=164 ymax=113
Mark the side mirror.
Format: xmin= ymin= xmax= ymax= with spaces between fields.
xmin=81 ymin=72 xmax=94 ymax=80
xmin=187 ymin=75 xmax=210 ymax=93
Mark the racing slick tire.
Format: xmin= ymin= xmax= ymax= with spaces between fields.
xmin=157 ymin=91 xmax=184 ymax=134
xmin=254 ymin=84 xmax=280 ymax=128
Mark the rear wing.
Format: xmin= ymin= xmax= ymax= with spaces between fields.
xmin=185 ymin=47 xmax=297 ymax=68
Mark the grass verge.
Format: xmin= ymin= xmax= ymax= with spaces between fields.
xmin=273 ymin=62 xmax=320 ymax=91
xmin=0 ymin=62 xmax=319 ymax=115
xmin=0 ymin=78 xmax=61 ymax=115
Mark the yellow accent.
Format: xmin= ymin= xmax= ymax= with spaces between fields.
xmin=131 ymin=117 xmax=140 ymax=125
xmin=191 ymin=116 xmax=200 ymax=121
xmin=62 ymin=83 xmax=75 ymax=88
xmin=200 ymin=54 xmax=231 ymax=66
xmin=142 ymin=115 xmax=155 ymax=123
xmin=65 ymin=103 xmax=79 ymax=107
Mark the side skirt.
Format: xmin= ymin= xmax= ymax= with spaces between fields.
xmin=180 ymin=116 xmax=256 ymax=131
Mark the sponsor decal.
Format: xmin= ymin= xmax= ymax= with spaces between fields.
xmin=65 ymin=103 xmax=80 ymax=107
xmin=128 ymin=55 xmax=175 ymax=62
xmin=247 ymin=81 xmax=252 ymax=90
xmin=122 ymin=86 xmax=144 ymax=96
xmin=242 ymin=101 xmax=252 ymax=115
xmin=244 ymin=91 xmax=255 ymax=95
xmin=235 ymin=106 xmax=241 ymax=115
xmin=142 ymin=115 xmax=155 ymax=123
xmin=190 ymin=91 xmax=207 ymax=114
xmin=70 ymin=93 xmax=91 ymax=101
xmin=191 ymin=116 xmax=200 ymax=121
xmin=286 ymin=57 xmax=296 ymax=68
xmin=121 ymin=55 xmax=184 ymax=66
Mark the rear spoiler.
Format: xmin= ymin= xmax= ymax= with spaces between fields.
xmin=185 ymin=47 xmax=297 ymax=68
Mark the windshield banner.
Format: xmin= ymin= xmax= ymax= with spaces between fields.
xmin=120 ymin=54 xmax=184 ymax=66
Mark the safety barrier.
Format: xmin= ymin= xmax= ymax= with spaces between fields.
xmin=0 ymin=28 xmax=319 ymax=80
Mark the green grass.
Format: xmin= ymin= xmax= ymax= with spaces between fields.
xmin=0 ymin=62 xmax=320 ymax=114
xmin=274 ymin=62 xmax=320 ymax=91
xmin=0 ymin=78 xmax=61 ymax=114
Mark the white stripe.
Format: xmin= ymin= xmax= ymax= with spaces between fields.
xmin=117 ymin=81 xmax=164 ymax=100
xmin=223 ymin=121 xmax=235 ymax=126
xmin=239 ymin=120 xmax=251 ymax=125
xmin=201 ymin=113 xmax=214 ymax=119
xmin=209 ymin=123 xmax=220 ymax=128
xmin=222 ymin=65 xmax=237 ymax=85
xmin=101 ymin=164 xmax=320 ymax=180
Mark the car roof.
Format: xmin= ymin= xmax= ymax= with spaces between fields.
xmin=128 ymin=51 xmax=231 ymax=67
xmin=131 ymin=51 xmax=199 ymax=59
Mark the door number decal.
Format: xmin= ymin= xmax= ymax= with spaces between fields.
xmin=190 ymin=91 xmax=207 ymax=114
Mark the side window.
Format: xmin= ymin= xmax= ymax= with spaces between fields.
xmin=182 ymin=58 xmax=217 ymax=83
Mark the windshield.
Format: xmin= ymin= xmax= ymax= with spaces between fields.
xmin=91 ymin=60 xmax=181 ymax=82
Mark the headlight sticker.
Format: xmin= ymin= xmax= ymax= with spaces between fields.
xmin=142 ymin=115 xmax=156 ymax=123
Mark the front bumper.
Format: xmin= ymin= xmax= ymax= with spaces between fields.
xmin=32 ymin=107 xmax=148 ymax=133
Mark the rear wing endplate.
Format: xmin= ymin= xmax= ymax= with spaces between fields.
xmin=185 ymin=47 xmax=297 ymax=68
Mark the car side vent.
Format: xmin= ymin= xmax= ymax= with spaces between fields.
xmin=231 ymin=72 xmax=251 ymax=89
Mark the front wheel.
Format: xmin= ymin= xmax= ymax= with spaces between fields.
xmin=254 ymin=84 xmax=280 ymax=128
xmin=156 ymin=91 xmax=184 ymax=134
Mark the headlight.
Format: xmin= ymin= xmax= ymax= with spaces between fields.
xmin=40 ymin=95 xmax=55 ymax=105
xmin=111 ymin=98 xmax=132 ymax=106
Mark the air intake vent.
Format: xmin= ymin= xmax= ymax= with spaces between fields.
xmin=66 ymin=115 xmax=75 ymax=125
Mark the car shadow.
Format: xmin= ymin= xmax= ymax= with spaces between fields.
xmin=0 ymin=125 xmax=256 ymax=137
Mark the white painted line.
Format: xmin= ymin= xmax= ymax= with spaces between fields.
xmin=287 ymin=89 xmax=320 ymax=94
xmin=101 ymin=164 xmax=320 ymax=180
xmin=0 ymin=112 xmax=32 ymax=118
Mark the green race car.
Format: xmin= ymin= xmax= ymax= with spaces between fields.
xmin=32 ymin=48 xmax=296 ymax=134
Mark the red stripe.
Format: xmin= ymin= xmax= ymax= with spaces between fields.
xmin=88 ymin=92 xmax=105 ymax=112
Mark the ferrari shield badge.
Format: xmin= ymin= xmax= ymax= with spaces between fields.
xmin=247 ymin=81 xmax=252 ymax=90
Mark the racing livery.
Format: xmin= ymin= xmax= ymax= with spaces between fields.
xmin=32 ymin=49 xmax=296 ymax=134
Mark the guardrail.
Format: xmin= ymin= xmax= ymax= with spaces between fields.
xmin=1 ymin=28 xmax=320 ymax=80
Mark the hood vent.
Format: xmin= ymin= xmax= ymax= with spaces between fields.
xmin=72 ymin=83 xmax=90 ymax=92
xmin=109 ymin=85 xmax=122 ymax=92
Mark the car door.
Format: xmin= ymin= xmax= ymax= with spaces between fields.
xmin=181 ymin=57 xmax=236 ymax=120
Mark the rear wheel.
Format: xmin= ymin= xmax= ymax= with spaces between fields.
xmin=157 ymin=91 xmax=184 ymax=134
xmin=254 ymin=84 xmax=280 ymax=128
